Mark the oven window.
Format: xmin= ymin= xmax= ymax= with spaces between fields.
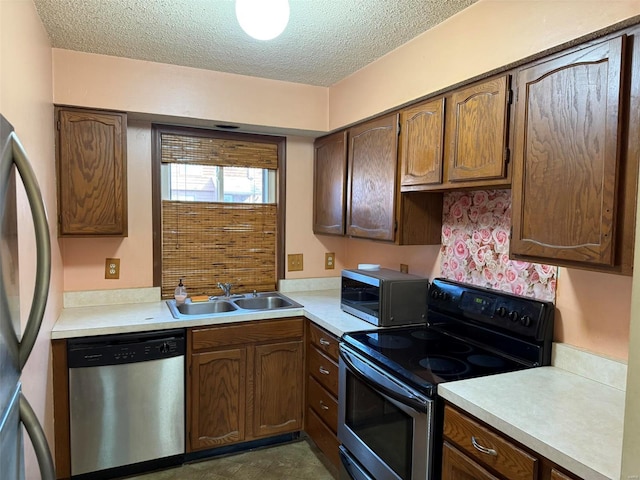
xmin=345 ymin=372 xmax=412 ymax=479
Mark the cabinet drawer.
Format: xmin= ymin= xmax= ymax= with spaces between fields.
xmin=308 ymin=346 xmax=339 ymax=396
xmin=306 ymin=407 xmax=340 ymax=469
xmin=308 ymin=322 xmax=339 ymax=361
xmin=443 ymin=406 xmax=537 ymax=480
xmin=442 ymin=441 xmax=500 ymax=480
xmin=307 ymin=375 xmax=338 ymax=433
xmin=191 ymin=318 xmax=303 ymax=351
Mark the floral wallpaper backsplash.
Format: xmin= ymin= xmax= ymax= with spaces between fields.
xmin=441 ymin=190 xmax=557 ymax=302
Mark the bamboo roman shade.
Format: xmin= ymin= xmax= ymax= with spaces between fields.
xmin=161 ymin=133 xmax=278 ymax=169
xmin=159 ymin=131 xmax=279 ymax=299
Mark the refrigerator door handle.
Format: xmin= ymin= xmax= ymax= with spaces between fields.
xmin=19 ymin=393 xmax=55 ymax=480
xmin=5 ymin=132 xmax=51 ymax=369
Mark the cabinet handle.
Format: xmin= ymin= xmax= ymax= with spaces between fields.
xmin=319 ymin=366 xmax=330 ymax=375
xmin=319 ymin=401 xmax=329 ymax=410
xmin=319 ymin=338 xmax=331 ymax=346
xmin=471 ymin=436 xmax=497 ymax=456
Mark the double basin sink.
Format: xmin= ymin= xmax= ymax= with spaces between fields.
xmin=166 ymin=291 xmax=303 ymax=319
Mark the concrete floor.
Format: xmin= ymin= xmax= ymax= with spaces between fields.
xmin=125 ymin=439 xmax=337 ymax=480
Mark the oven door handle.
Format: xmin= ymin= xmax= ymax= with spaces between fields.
xmin=340 ymin=345 xmax=430 ymax=412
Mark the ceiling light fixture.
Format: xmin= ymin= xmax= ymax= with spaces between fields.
xmin=235 ymin=0 xmax=290 ymax=41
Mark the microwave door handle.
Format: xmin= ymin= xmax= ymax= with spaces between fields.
xmin=340 ymin=347 xmax=430 ymax=412
xmin=20 ymin=393 xmax=56 ymax=480
xmin=8 ymin=133 xmax=51 ymax=369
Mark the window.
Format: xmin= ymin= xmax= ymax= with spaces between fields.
xmin=152 ymin=125 xmax=285 ymax=298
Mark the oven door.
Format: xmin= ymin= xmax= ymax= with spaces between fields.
xmin=338 ymin=344 xmax=434 ymax=480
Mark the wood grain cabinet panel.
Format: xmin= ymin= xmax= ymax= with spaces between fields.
xmin=443 ymin=406 xmax=537 ymax=480
xmin=305 ymin=321 xmax=340 ymax=469
xmin=313 ymin=131 xmax=348 ymax=235
xmin=399 ymin=98 xmax=445 ymax=187
xmin=445 ymin=75 xmax=510 ymax=183
xmin=347 ymin=114 xmax=399 ymax=241
xmin=549 ymin=468 xmax=579 ymax=480
xmin=252 ymin=340 xmax=303 ymax=438
xmin=189 ymin=348 xmax=246 ymax=450
xmin=511 ymin=36 xmax=625 ymax=268
xmin=56 ymin=107 xmax=127 ymax=236
xmin=443 ymin=404 xmax=586 ymax=480
xmin=442 ymin=441 xmax=501 ymax=480
xmin=187 ymin=318 xmax=304 ymax=453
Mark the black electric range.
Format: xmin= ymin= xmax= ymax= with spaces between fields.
xmin=341 ymin=277 xmax=555 ymax=398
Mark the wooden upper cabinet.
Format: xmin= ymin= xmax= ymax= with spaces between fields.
xmin=56 ymin=107 xmax=128 ymax=236
xmin=313 ymin=131 xmax=347 ymax=235
xmin=399 ymin=98 xmax=445 ymax=187
xmin=445 ymin=75 xmax=510 ymax=183
xmin=511 ymin=36 xmax=625 ymax=267
xmin=347 ymin=114 xmax=399 ymax=241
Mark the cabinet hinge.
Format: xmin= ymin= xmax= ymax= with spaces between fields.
xmin=395 ymin=220 xmax=398 ymax=232
xmin=56 ymin=120 xmax=61 ymax=130
xmin=503 ymin=147 xmax=510 ymax=164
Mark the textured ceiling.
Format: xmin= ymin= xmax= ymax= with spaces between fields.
xmin=33 ymin=0 xmax=478 ymax=87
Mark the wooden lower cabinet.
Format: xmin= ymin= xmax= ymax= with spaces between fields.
xmin=189 ymin=348 xmax=247 ymax=449
xmin=187 ymin=318 xmax=304 ymax=453
xmin=442 ymin=441 xmax=500 ymax=480
xmin=305 ymin=321 xmax=341 ymax=469
xmin=443 ymin=405 xmax=581 ymax=480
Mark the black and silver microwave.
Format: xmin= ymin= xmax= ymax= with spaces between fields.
xmin=340 ymin=268 xmax=429 ymax=327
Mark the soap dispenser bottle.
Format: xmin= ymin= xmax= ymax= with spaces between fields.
xmin=174 ymin=278 xmax=187 ymax=305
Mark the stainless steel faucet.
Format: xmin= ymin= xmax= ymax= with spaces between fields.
xmin=217 ymin=282 xmax=233 ymax=297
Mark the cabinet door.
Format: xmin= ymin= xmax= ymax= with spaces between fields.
xmin=442 ymin=442 xmax=501 ymax=480
xmin=446 ymin=75 xmax=510 ymax=183
xmin=252 ymin=340 xmax=303 ymax=438
xmin=511 ymin=36 xmax=625 ymax=266
xmin=313 ymin=131 xmax=347 ymax=235
xmin=399 ymin=98 xmax=445 ymax=187
xmin=56 ymin=107 xmax=128 ymax=236
xmin=550 ymin=468 xmax=578 ymax=480
xmin=189 ymin=348 xmax=246 ymax=451
xmin=347 ymin=114 xmax=399 ymax=241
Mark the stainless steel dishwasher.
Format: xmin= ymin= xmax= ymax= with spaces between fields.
xmin=67 ymin=329 xmax=185 ymax=477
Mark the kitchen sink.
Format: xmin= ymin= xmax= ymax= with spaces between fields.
xmin=177 ymin=300 xmax=237 ymax=315
xmin=166 ymin=291 xmax=302 ymax=319
xmin=233 ymin=295 xmax=293 ymax=310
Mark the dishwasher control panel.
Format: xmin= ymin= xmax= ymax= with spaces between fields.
xmin=67 ymin=329 xmax=185 ymax=368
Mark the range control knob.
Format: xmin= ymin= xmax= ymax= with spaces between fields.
xmin=160 ymin=342 xmax=169 ymax=354
xmin=496 ymin=306 xmax=508 ymax=317
xmin=520 ymin=315 xmax=532 ymax=327
xmin=430 ymin=290 xmax=440 ymax=300
xmin=508 ymin=311 xmax=519 ymax=323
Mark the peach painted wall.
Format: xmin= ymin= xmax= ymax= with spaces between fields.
xmin=52 ymin=49 xmax=328 ymax=134
xmin=0 ymin=0 xmax=62 ymax=477
xmin=329 ymin=0 xmax=640 ymax=129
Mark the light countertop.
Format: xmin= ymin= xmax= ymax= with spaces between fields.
xmin=439 ymin=367 xmax=625 ymax=480
xmin=51 ymin=289 xmax=375 ymax=339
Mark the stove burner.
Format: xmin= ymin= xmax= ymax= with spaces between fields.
xmin=366 ymin=334 xmax=413 ymax=350
xmin=468 ymin=354 xmax=506 ymax=368
xmin=410 ymin=330 xmax=439 ymax=341
xmin=444 ymin=342 xmax=473 ymax=355
xmin=418 ymin=356 xmax=470 ymax=376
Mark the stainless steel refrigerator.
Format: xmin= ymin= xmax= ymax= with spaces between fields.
xmin=0 ymin=113 xmax=55 ymax=480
